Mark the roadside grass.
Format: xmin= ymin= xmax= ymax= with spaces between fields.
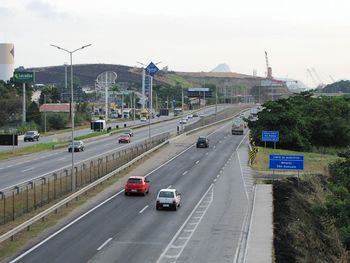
xmin=0 ymin=142 xmax=67 ymax=161
xmin=252 ymin=147 xmax=340 ymax=175
xmin=0 ymin=128 xmax=125 ymax=161
xmin=0 ymin=149 xmax=156 ymax=261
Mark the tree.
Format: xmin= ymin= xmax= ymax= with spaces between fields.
xmin=27 ymin=101 xmax=41 ymax=126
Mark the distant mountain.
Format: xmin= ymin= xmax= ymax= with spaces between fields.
xmin=211 ymin=63 xmax=231 ymax=73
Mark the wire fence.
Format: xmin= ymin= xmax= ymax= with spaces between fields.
xmin=0 ymin=133 xmax=169 ymax=225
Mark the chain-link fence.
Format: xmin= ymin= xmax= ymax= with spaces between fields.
xmin=0 ymin=133 xmax=169 ymax=225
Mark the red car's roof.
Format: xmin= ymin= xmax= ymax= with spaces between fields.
xmin=120 ymin=134 xmax=130 ymax=137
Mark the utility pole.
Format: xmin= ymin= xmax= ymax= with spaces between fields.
xmin=133 ymin=92 xmax=136 ymax=121
xmin=22 ymin=83 xmax=26 ymax=123
xmin=44 ymin=94 xmax=47 ymax=134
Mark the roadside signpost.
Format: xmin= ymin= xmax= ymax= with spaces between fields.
xmin=269 ymin=154 xmax=304 ymax=182
xmin=262 ymin=130 xmax=279 ymax=149
xmin=13 ymin=71 xmax=35 ymax=123
xmin=145 ymin=62 xmax=159 ymax=77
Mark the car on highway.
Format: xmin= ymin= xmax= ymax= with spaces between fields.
xmin=119 ymin=134 xmax=131 ymax=143
xmin=199 ymin=113 xmax=205 ymax=118
xmin=156 ymin=189 xmax=181 ymax=210
xmin=123 ymin=128 xmax=133 ymax=137
xmin=124 ymin=176 xmax=150 ymax=196
xmin=140 ymin=117 xmax=147 ymax=122
xmin=179 ymin=118 xmax=187 ymax=124
xmin=68 ymin=140 xmax=85 ymax=152
xmin=196 ymin=136 xmax=209 ymax=148
xmin=187 ymin=114 xmax=193 ymax=119
xmin=192 ymin=113 xmax=199 ymax=117
xmin=24 ymin=130 xmax=40 ymax=142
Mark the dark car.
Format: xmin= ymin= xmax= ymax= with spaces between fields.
xmin=123 ymin=128 xmax=133 ymax=137
xmin=24 ymin=131 xmax=40 ymax=142
xmin=68 ymin=140 xmax=85 ymax=152
xmin=196 ymin=136 xmax=209 ymax=148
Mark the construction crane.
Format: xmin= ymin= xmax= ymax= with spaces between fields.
xmin=265 ymin=51 xmax=273 ymax=79
xmin=311 ymin=68 xmax=323 ymax=84
xmin=307 ymin=68 xmax=318 ymax=87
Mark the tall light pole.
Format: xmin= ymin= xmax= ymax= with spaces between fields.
xmin=50 ymin=43 xmax=92 ymax=192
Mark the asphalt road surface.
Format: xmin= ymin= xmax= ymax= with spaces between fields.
xmin=0 ymin=105 xmax=237 ymax=190
xmin=9 ymin=121 xmax=251 ymax=263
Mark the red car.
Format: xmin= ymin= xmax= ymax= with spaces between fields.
xmin=124 ymin=176 xmax=150 ymax=196
xmin=119 ymin=134 xmax=131 ymax=143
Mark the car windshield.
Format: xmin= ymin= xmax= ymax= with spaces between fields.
xmin=159 ymin=191 xmax=174 ymax=198
xmin=128 ymin=178 xmax=142 ymax=184
xmin=72 ymin=142 xmax=81 ymax=146
xmin=26 ymin=132 xmax=34 ymax=135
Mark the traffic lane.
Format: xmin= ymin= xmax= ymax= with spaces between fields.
xmin=12 ymin=122 xmax=239 ymax=263
xmin=176 ymin=151 xmax=249 ymax=262
xmin=88 ymin=126 xmax=243 ymax=262
xmin=0 ymin=105 xmax=232 ymax=189
xmin=0 ymin=116 xmax=186 ymax=189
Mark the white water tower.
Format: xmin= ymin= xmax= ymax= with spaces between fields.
xmin=0 ymin=43 xmax=15 ymax=81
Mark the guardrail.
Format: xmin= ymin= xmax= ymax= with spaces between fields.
xmin=0 ymin=133 xmax=170 ymax=225
xmin=0 ymin=137 xmax=170 ymax=243
xmin=0 ymin=104 xmax=253 ymax=241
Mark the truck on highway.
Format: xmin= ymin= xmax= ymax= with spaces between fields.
xmin=231 ymin=118 xmax=244 ymax=135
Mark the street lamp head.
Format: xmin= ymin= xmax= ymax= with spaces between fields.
xmin=50 ymin=44 xmax=61 ymax=50
xmin=81 ymin=44 xmax=92 ymax=49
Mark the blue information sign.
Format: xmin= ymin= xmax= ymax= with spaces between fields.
xmin=146 ymin=62 xmax=159 ymax=77
xmin=269 ymin=155 xmax=304 ymax=170
xmin=262 ymin=131 xmax=279 ymax=142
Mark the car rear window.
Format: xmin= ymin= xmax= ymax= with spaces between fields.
xmin=198 ymin=138 xmax=206 ymax=142
xmin=128 ymin=178 xmax=142 ymax=183
xmin=159 ymin=191 xmax=175 ymax=198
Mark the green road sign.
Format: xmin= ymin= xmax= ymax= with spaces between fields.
xmin=13 ymin=71 xmax=35 ymax=83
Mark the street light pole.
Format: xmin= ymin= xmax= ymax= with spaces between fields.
xmin=50 ymin=43 xmax=91 ymax=192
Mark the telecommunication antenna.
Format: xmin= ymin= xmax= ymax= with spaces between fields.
xmin=95 ymin=71 xmax=117 ymax=122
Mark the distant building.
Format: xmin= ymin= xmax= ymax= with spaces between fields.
xmin=0 ymin=43 xmax=15 ymax=81
xmin=39 ymin=103 xmax=71 ymax=113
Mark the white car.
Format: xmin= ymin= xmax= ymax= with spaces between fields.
xmin=179 ymin=119 xmax=187 ymax=124
xmin=140 ymin=117 xmax=147 ymax=122
xmin=187 ymin=114 xmax=193 ymax=119
xmin=156 ymin=189 xmax=181 ymax=210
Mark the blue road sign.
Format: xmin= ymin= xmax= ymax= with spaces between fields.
xmin=262 ymin=131 xmax=279 ymax=142
xmin=269 ymin=155 xmax=304 ymax=170
xmin=146 ymin=62 xmax=159 ymax=77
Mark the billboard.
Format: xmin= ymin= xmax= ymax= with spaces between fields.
xmin=187 ymin=88 xmax=212 ymax=98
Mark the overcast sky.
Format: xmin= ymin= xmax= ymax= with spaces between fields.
xmin=1 ymin=0 xmax=349 ymax=87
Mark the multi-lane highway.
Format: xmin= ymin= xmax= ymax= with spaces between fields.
xmin=0 ymin=105 xmax=238 ymax=190
xmin=8 ymin=120 xmax=253 ymax=263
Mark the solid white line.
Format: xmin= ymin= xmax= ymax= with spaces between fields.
xmin=10 ymin=116 xmax=232 ymax=261
xmin=21 ymin=167 xmax=34 ymax=173
xmin=9 ymin=189 xmax=124 ymax=263
xmin=244 ymin=186 xmax=257 ymax=260
xmin=156 ymin=184 xmax=213 ymax=263
xmin=97 ymin=237 xmax=112 ymax=251
xmin=139 ymin=205 xmax=149 ymax=214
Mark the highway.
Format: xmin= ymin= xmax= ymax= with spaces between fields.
xmin=9 ymin=121 xmax=252 ymax=263
xmin=0 ymin=105 xmax=237 ymax=190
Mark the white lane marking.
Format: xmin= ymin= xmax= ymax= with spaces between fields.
xmin=156 ymin=184 xmax=214 ymax=263
xmin=167 ymin=185 xmax=172 ymax=189
xmin=139 ymin=205 xmax=149 ymax=214
xmin=56 ymin=158 xmax=65 ymax=161
xmin=213 ymin=145 xmax=216 ymax=149
xmin=97 ymin=237 xmax=112 ymax=251
xmin=213 ymin=179 xmax=217 ymax=182
xmin=21 ymin=167 xmax=34 ymax=173
xmin=195 ymin=160 xmax=199 ymax=164
xmin=182 ymin=171 xmax=188 ymax=176
xmin=205 ymin=152 xmax=209 ymax=155
xmin=9 ymin=117 xmax=230 ymax=261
